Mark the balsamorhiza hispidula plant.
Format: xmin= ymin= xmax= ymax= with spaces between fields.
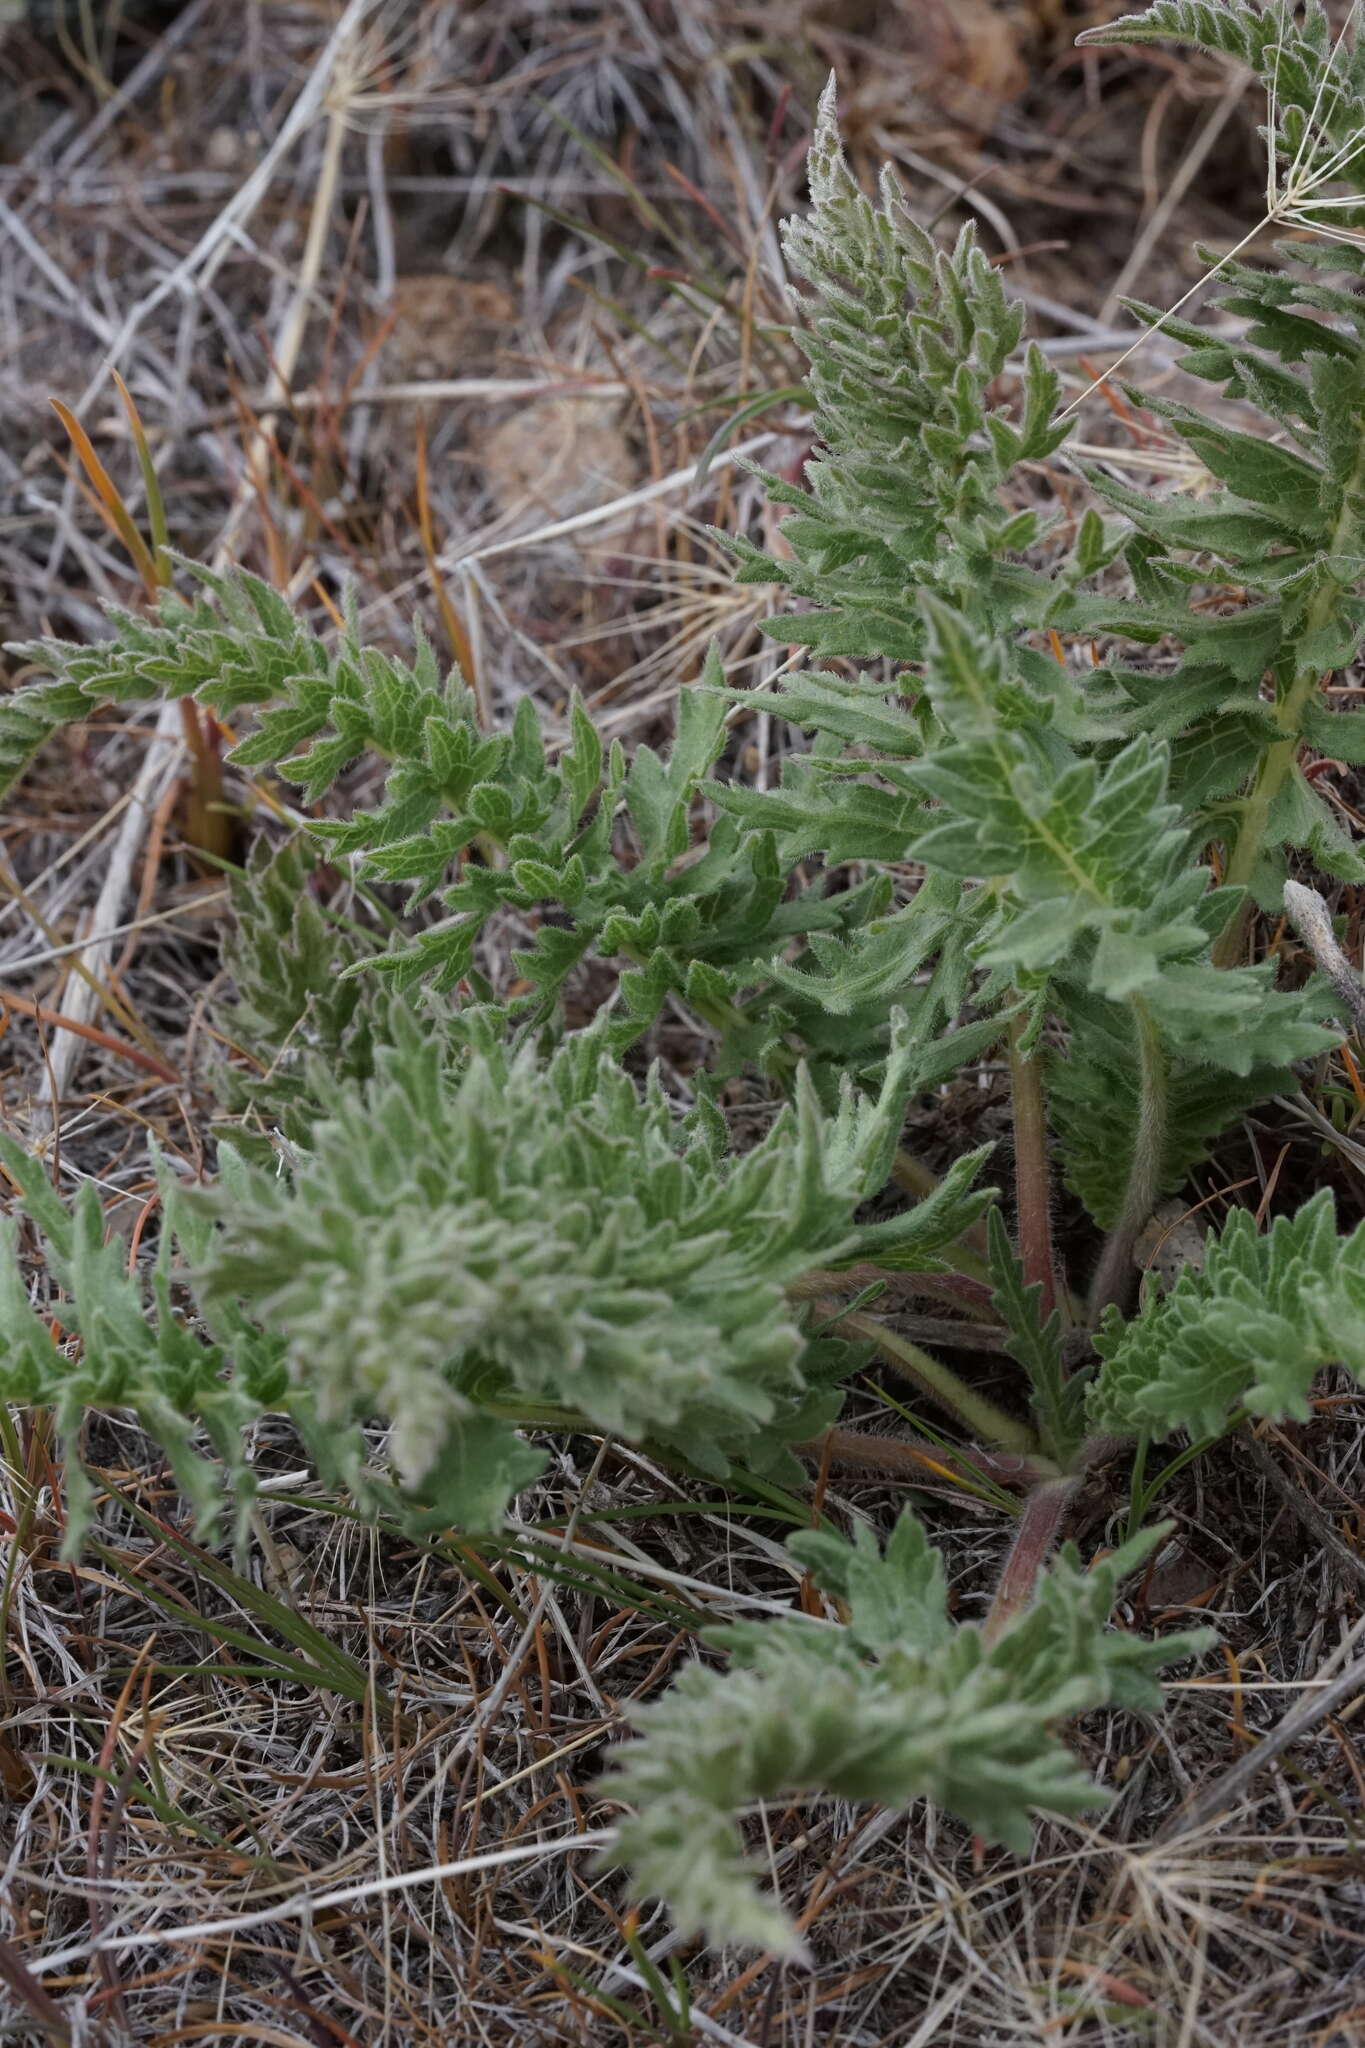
xmin=3 ymin=0 xmax=1365 ymax=1957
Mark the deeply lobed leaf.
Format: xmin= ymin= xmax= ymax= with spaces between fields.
xmin=604 ymin=1514 xmax=1208 ymax=1955
xmin=1090 ymin=1190 xmax=1365 ymax=1438
xmin=0 ymin=1141 xmax=286 ymax=1555
xmin=200 ymin=1006 xmax=992 ymax=1516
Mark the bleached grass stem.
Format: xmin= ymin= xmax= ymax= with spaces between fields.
xmin=24 ymin=1831 xmax=617 ymax=1976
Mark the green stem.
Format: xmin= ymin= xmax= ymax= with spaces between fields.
xmin=1125 ymin=1426 xmax=1223 ymax=1537
xmin=1123 ymin=1432 xmax=1150 ymax=1548
xmin=1214 ymin=432 xmax=1365 ymax=965
xmin=837 ymin=1308 xmax=1039 ymax=1456
xmin=1212 ymin=665 xmax=1320 ymax=967
xmin=1087 ymin=997 xmax=1168 ymax=1322
xmin=938 ymin=1244 xmax=996 ymax=1296
xmin=177 ymin=698 xmax=232 ymax=862
xmin=892 ymin=1149 xmax=941 ymax=1202
xmin=1007 ymin=1013 xmax=1057 ymax=1320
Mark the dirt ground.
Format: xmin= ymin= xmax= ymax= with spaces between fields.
xmin=0 ymin=2 xmax=1363 ymax=2042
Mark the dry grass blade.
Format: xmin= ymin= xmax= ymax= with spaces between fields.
xmin=1065 ymin=0 xmax=1365 ymax=414
xmin=0 ymin=1931 xmax=72 ymax=2045
xmin=415 ymin=417 xmax=485 ymax=725
xmin=0 ymin=988 xmax=181 ymax=1086
xmin=1155 ymin=1610 xmax=1365 ymax=1845
xmin=49 ymin=398 xmax=159 ymax=600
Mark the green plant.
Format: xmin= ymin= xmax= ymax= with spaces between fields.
xmin=200 ymin=1005 xmax=990 ymax=1524
xmin=3 ymin=0 xmax=1365 ymax=1962
xmin=0 ymin=1136 xmax=286 ymax=1557
xmin=1090 ymin=1188 xmax=1365 ymax=1440
xmin=605 ymin=1514 xmax=1207 ymax=1956
xmin=0 ymin=581 xmax=885 ymax=1078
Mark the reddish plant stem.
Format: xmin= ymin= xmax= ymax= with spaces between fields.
xmin=177 ymin=700 xmax=233 ymax=862
xmin=788 ymin=1264 xmax=1001 ymax=1322
xmin=914 ymin=1269 xmax=1000 ymax=1319
xmin=981 ymin=1475 xmax=1079 ymax=1644
xmin=802 ymin=1425 xmax=1052 ymax=1493
xmin=0 ymin=990 xmax=181 ymax=1086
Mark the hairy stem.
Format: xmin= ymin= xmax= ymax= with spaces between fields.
xmin=836 ymin=1308 xmax=1039 ymax=1456
xmin=1007 ymin=1013 xmax=1057 ymax=1319
xmin=982 ymin=1475 xmax=1079 ymax=1645
xmin=912 ymin=1267 xmax=1001 ymax=1318
xmin=790 ymin=1261 xmax=1002 ymax=1319
xmin=177 ymin=699 xmax=232 ymax=861
xmin=1087 ymin=997 xmax=1168 ymax=1322
xmin=793 ymin=1262 xmax=1001 ymax=1320
xmin=1212 ymin=665 xmax=1320 ymax=967
xmin=1214 ymin=435 xmax=1365 ymax=964
xmin=800 ymin=1424 xmax=1052 ymax=1493
xmin=788 ymin=1268 xmax=1006 ymax=1342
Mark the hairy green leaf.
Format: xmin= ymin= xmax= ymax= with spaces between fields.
xmin=604 ymin=1514 xmax=1208 ymax=1955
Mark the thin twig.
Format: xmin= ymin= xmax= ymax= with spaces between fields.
xmin=74 ymin=0 xmax=380 ymax=414
xmin=1154 ymin=1607 xmax=1365 ymax=1843
xmin=32 ymin=6 xmax=370 ymax=1120
xmin=1243 ymin=1429 xmax=1365 ymax=1599
xmin=1099 ymin=73 xmax=1246 ymax=323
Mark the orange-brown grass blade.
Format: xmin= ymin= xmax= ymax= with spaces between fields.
xmin=0 ymin=990 xmax=182 ymax=1087
xmin=415 ymin=419 xmax=486 ymax=726
xmin=56 ymin=390 xmax=230 ymax=857
xmin=51 ymin=398 xmax=160 ymax=600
